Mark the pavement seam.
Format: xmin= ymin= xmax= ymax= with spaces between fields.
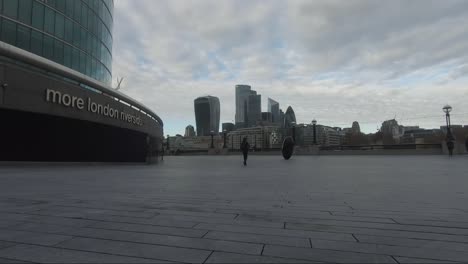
xmin=260 ymin=244 xmax=265 ymax=255
xmin=352 ymin=234 xmax=360 ymax=242
xmin=202 ymin=251 xmax=214 ymax=264
xmin=308 ymin=238 xmax=313 ymax=248
xmin=391 ymin=255 xmax=401 ymax=264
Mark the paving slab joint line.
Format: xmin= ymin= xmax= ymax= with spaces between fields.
xmin=49 ymin=244 xmax=173 ymax=263
xmin=351 ymin=234 xmax=359 ymax=242
xmin=390 ymin=218 xmax=400 ymax=224
xmin=202 ymin=251 xmax=214 ymax=264
xmin=308 ymin=238 xmax=313 ymax=248
xmin=260 ymin=244 xmax=265 ymax=255
xmin=233 ymin=214 xmax=240 ymax=219
xmin=391 ymin=256 xmax=401 ymax=264
xmin=50 ymin=236 xmax=77 ymax=247
xmin=201 ymin=230 xmax=210 ymax=238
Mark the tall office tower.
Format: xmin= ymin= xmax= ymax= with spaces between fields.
xmin=351 ymin=121 xmax=361 ymax=134
xmin=194 ymin=96 xmax=220 ymax=136
xmin=0 ymin=0 xmax=165 ymax=162
xmin=284 ymin=106 xmax=296 ymax=128
xmin=185 ymin=125 xmax=196 ymax=137
xmin=268 ymin=98 xmax=280 ymax=123
xmin=279 ymin=109 xmax=285 ymax=128
xmin=247 ymin=93 xmax=261 ymax=127
xmin=222 ymin=122 xmax=235 ymax=132
xmin=235 ymin=85 xmax=252 ymax=127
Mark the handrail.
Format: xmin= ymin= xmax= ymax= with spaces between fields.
xmin=0 ymin=41 xmax=163 ymax=127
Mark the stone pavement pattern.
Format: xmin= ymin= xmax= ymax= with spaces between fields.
xmin=0 ymin=156 xmax=467 ymax=263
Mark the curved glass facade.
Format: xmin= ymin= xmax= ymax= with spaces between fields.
xmin=0 ymin=0 xmax=113 ymax=84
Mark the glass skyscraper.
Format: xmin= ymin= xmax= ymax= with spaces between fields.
xmin=0 ymin=0 xmax=113 ymax=84
xmin=194 ymin=96 xmax=220 ymax=136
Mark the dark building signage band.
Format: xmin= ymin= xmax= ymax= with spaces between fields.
xmin=45 ymin=89 xmax=143 ymax=126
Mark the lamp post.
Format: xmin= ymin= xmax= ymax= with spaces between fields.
xmin=443 ymin=105 xmax=454 ymax=156
xmin=291 ymin=121 xmax=296 ymax=143
xmin=312 ymin=119 xmax=317 ymax=145
xmin=223 ymin=130 xmax=227 ymax=149
xmin=210 ymin=130 xmax=215 ymax=149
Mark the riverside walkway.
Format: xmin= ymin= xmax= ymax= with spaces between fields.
xmin=0 ymin=155 xmax=467 ymax=263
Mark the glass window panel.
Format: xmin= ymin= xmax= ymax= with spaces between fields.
xmin=72 ymin=47 xmax=79 ymax=71
xmin=64 ymin=44 xmax=72 ymax=68
xmin=65 ymin=0 xmax=73 ymax=17
xmin=1 ymin=19 xmax=16 ymax=45
xmin=30 ymin=30 xmax=43 ymax=56
xmin=47 ymin=0 xmax=56 ymax=8
xmin=44 ymin=7 xmax=55 ymax=34
xmin=72 ymin=22 xmax=80 ymax=47
xmin=55 ymin=13 xmax=64 ymax=39
xmin=31 ymin=0 xmax=44 ymax=30
xmin=53 ymin=39 xmax=64 ymax=64
xmin=43 ymin=35 xmax=54 ymax=60
xmin=18 ymin=0 xmax=32 ymax=25
xmin=73 ymin=0 xmax=81 ymax=22
xmin=3 ymin=0 xmax=18 ymax=19
xmin=91 ymin=58 xmax=97 ymax=79
xmin=16 ymin=24 xmax=31 ymax=51
xmin=86 ymin=55 xmax=91 ymax=76
xmin=86 ymin=32 xmax=92 ymax=53
xmin=80 ymin=27 xmax=86 ymax=50
xmin=81 ymin=4 xmax=87 ymax=27
xmin=64 ymin=18 xmax=72 ymax=42
xmin=56 ymin=0 xmax=65 ymax=13
xmin=79 ymin=51 xmax=86 ymax=73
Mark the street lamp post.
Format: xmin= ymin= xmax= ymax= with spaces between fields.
xmin=312 ymin=119 xmax=317 ymax=145
xmin=210 ymin=131 xmax=215 ymax=149
xmin=443 ymin=105 xmax=454 ymax=156
xmin=223 ymin=130 xmax=227 ymax=149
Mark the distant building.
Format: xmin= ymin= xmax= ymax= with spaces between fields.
xmin=194 ymin=96 xmax=220 ymax=136
xmin=185 ymin=125 xmax=196 ymax=137
xmin=235 ymin=85 xmax=252 ymax=127
xmin=247 ymin=93 xmax=261 ymax=127
xmin=303 ymin=124 xmax=340 ymax=146
xmin=261 ymin=112 xmax=273 ymax=123
xmin=268 ymin=98 xmax=280 ymax=123
xmin=381 ymin=119 xmax=403 ymax=144
xmin=401 ymin=128 xmax=441 ymax=144
xmin=351 ymin=121 xmax=361 ymax=134
xmin=228 ymin=126 xmax=283 ymax=150
xmin=222 ymin=122 xmax=235 ymax=133
xmin=284 ymin=106 xmax=296 ymax=128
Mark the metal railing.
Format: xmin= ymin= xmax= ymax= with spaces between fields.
xmin=0 ymin=41 xmax=163 ymax=127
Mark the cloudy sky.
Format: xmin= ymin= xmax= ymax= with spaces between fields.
xmin=112 ymin=0 xmax=468 ymax=135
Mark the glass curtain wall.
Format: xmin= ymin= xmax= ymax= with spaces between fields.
xmin=0 ymin=0 xmax=113 ymax=85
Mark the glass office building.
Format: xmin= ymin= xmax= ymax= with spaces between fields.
xmin=0 ymin=0 xmax=113 ymax=84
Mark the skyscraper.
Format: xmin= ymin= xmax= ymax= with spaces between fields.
xmin=284 ymin=106 xmax=296 ymax=128
xmin=247 ymin=93 xmax=261 ymax=127
xmin=185 ymin=125 xmax=196 ymax=137
xmin=235 ymin=85 xmax=252 ymax=127
xmin=268 ymin=98 xmax=280 ymax=123
xmin=194 ymin=96 xmax=220 ymax=136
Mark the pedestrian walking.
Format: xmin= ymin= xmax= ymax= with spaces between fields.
xmin=240 ymin=137 xmax=250 ymax=166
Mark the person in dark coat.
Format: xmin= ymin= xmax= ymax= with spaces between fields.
xmin=240 ymin=137 xmax=250 ymax=166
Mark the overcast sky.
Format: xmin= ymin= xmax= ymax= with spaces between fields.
xmin=112 ymin=0 xmax=468 ymax=135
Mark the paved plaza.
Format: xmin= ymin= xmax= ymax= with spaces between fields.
xmin=0 ymin=155 xmax=467 ymax=263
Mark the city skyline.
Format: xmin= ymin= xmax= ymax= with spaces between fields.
xmin=111 ymin=0 xmax=468 ymax=136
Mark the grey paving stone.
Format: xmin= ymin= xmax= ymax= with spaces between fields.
xmin=237 ymin=213 xmax=397 ymax=224
xmin=286 ymin=222 xmax=468 ymax=243
xmin=310 ymin=239 xmax=468 ymax=262
xmin=204 ymin=231 xmax=310 ymax=248
xmin=150 ymin=209 xmax=237 ymax=219
xmin=32 ymin=226 xmax=263 ymax=255
xmin=355 ymin=234 xmax=468 ymax=252
xmin=154 ymin=213 xmax=284 ymax=228
xmin=1 ymin=213 xmax=99 ymax=228
xmin=205 ymin=252 xmax=312 ymax=263
xmin=395 ymin=256 xmax=458 ymax=263
xmin=0 ymin=244 xmax=162 ymax=263
xmin=74 ymin=213 xmax=198 ymax=228
xmin=56 ymin=237 xmax=211 ymax=263
xmin=195 ymin=223 xmax=355 ymax=241
xmin=0 ymin=242 xmax=16 ymax=250
xmin=89 ymin=221 xmax=207 ymax=238
xmin=0 ymin=257 xmax=32 ymax=263
xmin=263 ymin=245 xmax=397 ymax=263
xmin=287 ymin=221 xmax=468 ymax=236
xmin=393 ymin=218 xmax=468 ymax=229
xmin=36 ymin=207 xmax=157 ymax=219
xmin=12 ymin=222 xmax=78 ymax=234
xmin=0 ymin=229 xmax=72 ymax=246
